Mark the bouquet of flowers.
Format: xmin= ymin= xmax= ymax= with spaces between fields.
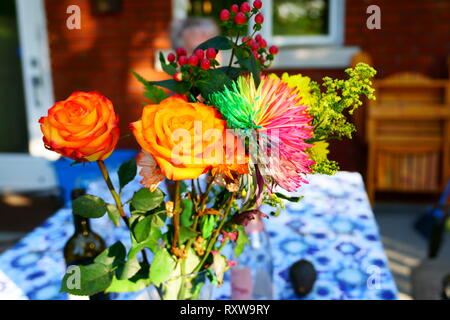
xmin=39 ymin=1 xmax=376 ymax=300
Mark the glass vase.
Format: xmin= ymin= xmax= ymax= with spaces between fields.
xmin=231 ymin=216 xmax=274 ymax=299
xmin=142 ymin=271 xmax=214 ymax=300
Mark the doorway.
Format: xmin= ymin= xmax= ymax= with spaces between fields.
xmin=0 ymin=0 xmax=28 ymax=152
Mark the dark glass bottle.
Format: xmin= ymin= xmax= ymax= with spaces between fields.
xmin=64 ymin=189 xmax=110 ymax=300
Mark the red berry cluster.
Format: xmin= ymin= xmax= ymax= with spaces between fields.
xmin=167 ymin=47 xmax=218 ymax=82
xmin=241 ymin=34 xmax=278 ymax=67
xmin=220 ymin=1 xmax=264 ymax=28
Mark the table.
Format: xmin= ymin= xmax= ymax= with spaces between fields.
xmin=0 ymin=172 xmax=398 ymax=300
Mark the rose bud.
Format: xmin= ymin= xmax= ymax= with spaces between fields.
xmin=234 ymin=12 xmax=247 ymax=24
xmin=178 ymin=55 xmax=188 ymax=66
xmin=240 ymin=2 xmax=251 ymax=13
xmin=167 ymin=52 xmax=176 ymax=63
xmin=194 ymin=49 xmax=204 ymax=59
xmin=230 ymin=4 xmax=239 ymax=12
xmin=188 ymin=55 xmax=199 ymax=66
xmin=252 ymin=50 xmax=259 ymax=59
xmin=255 ymin=13 xmax=264 ymax=24
xmin=175 ymin=47 xmax=187 ymax=57
xmin=200 ymin=58 xmax=211 ymax=70
xmin=242 ymin=36 xmax=251 ymax=44
xmin=255 ymin=34 xmax=262 ymax=42
xmin=269 ymin=45 xmax=279 ymax=55
xmin=220 ymin=9 xmax=230 ymax=21
xmin=206 ymin=48 xmax=217 ymax=60
xmin=174 ymin=72 xmax=183 ymax=82
xmin=253 ymin=0 xmax=262 ymax=9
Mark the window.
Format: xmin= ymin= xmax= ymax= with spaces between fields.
xmin=184 ymin=0 xmax=248 ymax=36
xmin=258 ymin=0 xmax=345 ymax=46
xmin=174 ymin=0 xmax=344 ymax=46
xmin=171 ymin=0 xmax=356 ymax=69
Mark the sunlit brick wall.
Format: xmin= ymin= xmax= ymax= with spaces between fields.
xmin=345 ymin=0 xmax=450 ymax=79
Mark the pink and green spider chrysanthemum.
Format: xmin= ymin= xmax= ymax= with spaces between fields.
xmin=209 ymin=74 xmax=315 ymax=192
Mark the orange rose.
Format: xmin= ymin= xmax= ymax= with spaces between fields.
xmin=130 ymin=96 xmax=227 ymax=180
xmin=39 ymin=92 xmax=120 ymax=162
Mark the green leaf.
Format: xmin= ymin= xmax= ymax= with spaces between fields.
xmin=117 ymin=257 xmax=141 ymax=280
xmin=149 ymin=249 xmax=176 ymax=286
xmin=194 ymin=35 xmax=233 ymax=51
xmin=274 ymin=192 xmax=303 ymax=203
xmin=133 ymin=215 xmax=153 ymax=243
xmin=132 ymin=70 xmax=150 ymax=87
xmin=132 ymin=71 xmax=167 ymax=103
xmin=61 ymin=263 xmax=113 ymax=296
xmin=237 ymin=56 xmax=260 ymax=87
xmin=118 ymin=158 xmax=137 ymax=191
xmin=94 ymin=242 xmax=126 ymax=269
xmin=106 ymin=275 xmax=149 ymax=293
xmin=196 ymin=69 xmax=232 ymax=100
xmin=72 ymin=195 xmax=107 ymax=219
xmin=131 ymin=188 xmax=164 ymax=212
xmin=200 ymin=215 xmax=216 ymax=239
xmin=271 ymin=207 xmax=282 ymax=217
xmin=185 ymin=248 xmax=201 ymax=274
xmin=129 ymin=222 xmax=162 ymax=257
xmin=217 ymin=66 xmax=245 ymax=79
xmin=159 ymin=52 xmax=177 ymax=76
xmin=234 ymin=226 xmax=250 ymax=257
xmin=151 ymin=211 xmax=166 ymax=228
xmin=180 ymin=199 xmax=194 ymax=227
xmin=180 ymin=181 xmax=189 ymax=194
xmin=151 ymin=79 xmax=190 ymax=95
xmin=106 ymin=204 xmax=121 ymax=227
xmin=179 ymin=226 xmax=198 ymax=244
xmin=106 ymin=267 xmax=152 ymax=293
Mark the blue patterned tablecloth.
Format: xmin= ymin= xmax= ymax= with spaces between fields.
xmin=0 ymin=172 xmax=397 ymax=300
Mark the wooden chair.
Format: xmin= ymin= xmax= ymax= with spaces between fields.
xmin=366 ymin=71 xmax=450 ymax=204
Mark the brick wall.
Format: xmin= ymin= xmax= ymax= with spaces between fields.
xmin=45 ymin=0 xmax=172 ymax=149
xmin=346 ymin=0 xmax=450 ymax=79
xmin=44 ymin=0 xmax=450 ymax=171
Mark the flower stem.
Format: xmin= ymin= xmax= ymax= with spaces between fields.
xmin=192 ymin=192 xmax=235 ymax=274
xmin=226 ymin=31 xmax=241 ymax=77
xmin=96 ymin=160 xmax=149 ymax=265
xmin=171 ymin=181 xmax=182 ymax=256
xmin=198 ymin=173 xmax=217 ymax=212
xmin=97 ymin=160 xmax=126 ymax=218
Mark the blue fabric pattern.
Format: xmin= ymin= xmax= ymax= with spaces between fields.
xmin=0 ymin=172 xmax=397 ymax=300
